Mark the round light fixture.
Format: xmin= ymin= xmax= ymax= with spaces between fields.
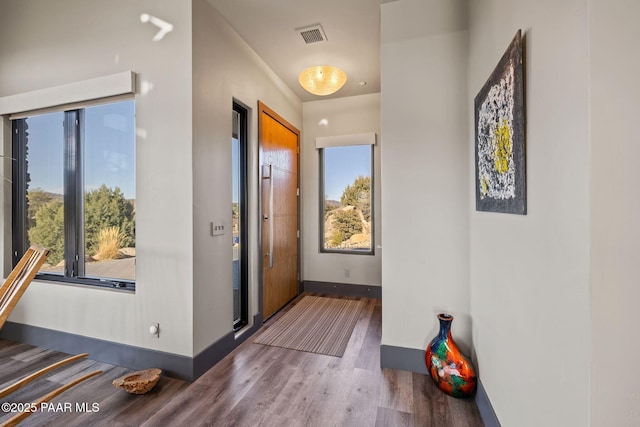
xmin=298 ymin=65 xmax=347 ymax=96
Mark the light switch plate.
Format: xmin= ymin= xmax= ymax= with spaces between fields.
xmin=211 ymin=222 xmax=225 ymax=236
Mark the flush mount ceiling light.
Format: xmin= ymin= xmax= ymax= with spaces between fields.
xmin=298 ymin=65 xmax=347 ymax=96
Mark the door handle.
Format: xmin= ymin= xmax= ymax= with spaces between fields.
xmin=263 ymin=164 xmax=274 ymax=269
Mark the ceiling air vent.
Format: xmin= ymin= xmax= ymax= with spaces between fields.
xmin=296 ymin=24 xmax=327 ymax=44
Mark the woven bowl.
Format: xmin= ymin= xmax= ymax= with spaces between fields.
xmin=113 ymin=368 xmax=162 ymax=394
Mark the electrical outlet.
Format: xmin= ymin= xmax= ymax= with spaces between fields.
xmin=211 ymin=222 xmax=225 ymax=236
xmin=149 ymin=323 xmax=159 ymax=338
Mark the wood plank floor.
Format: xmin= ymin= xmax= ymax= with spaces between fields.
xmin=0 ymin=293 xmax=484 ymax=426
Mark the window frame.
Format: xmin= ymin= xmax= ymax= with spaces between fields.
xmin=11 ymin=100 xmax=136 ymax=291
xmin=232 ymin=101 xmax=249 ymax=330
xmin=318 ymin=144 xmax=375 ymax=256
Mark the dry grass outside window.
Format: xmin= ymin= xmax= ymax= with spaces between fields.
xmin=94 ymin=226 xmax=124 ymax=260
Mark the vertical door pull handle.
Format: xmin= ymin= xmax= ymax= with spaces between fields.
xmin=263 ymin=164 xmax=274 ymax=269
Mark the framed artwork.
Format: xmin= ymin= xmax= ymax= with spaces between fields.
xmin=474 ymin=29 xmax=526 ymax=215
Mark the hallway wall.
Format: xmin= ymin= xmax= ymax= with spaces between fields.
xmin=589 ymin=0 xmax=640 ymax=424
xmin=468 ymin=1 xmax=590 ymax=426
xmin=380 ymin=0 xmax=472 ymax=353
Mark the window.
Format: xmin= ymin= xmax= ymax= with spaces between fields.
xmin=319 ymin=138 xmax=374 ymax=254
xmin=12 ymin=99 xmax=136 ymax=289
xmin=232 ymin=102 xmax=248 ymax=330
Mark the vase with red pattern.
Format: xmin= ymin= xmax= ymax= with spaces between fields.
xmin=425 ymin=313 xmax=477 ymax=398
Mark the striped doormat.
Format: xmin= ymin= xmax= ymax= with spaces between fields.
xmin=254 ymin=296 xmax=364 ymax=357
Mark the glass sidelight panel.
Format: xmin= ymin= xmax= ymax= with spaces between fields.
xmin=232 ymin=102 xmax=248 ymax=330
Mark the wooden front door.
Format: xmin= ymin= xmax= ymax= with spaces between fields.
xmin=259 ymin=102 xmax=300 ymax=319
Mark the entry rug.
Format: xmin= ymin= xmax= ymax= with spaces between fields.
xmin=254 ymin=296 xmax=364 ymax=357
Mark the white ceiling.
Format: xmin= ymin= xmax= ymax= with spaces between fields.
xmin=207 ymin=0 xmax=390 ymax=102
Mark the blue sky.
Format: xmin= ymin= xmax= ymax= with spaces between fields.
xmin=323 ymin=145 xmax=371 ymax=201
xmin=25 ymin=101 xmax=136 ymax=199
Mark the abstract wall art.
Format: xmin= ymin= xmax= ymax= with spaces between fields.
xmin=475 ymin=30 xmax=526 ymax=214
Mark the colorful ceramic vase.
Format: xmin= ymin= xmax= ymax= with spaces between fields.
xmin=425 ymin=313 xmax=477 ymax=398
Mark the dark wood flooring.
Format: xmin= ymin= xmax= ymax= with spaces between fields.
xmin=0 ymin=293 xmax=484 ymax=426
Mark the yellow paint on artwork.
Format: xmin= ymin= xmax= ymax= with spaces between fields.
xmin=493 ymin=119 xmax=512 ymax=174
xmin=480 ymin=176 xmax=489 ymax=199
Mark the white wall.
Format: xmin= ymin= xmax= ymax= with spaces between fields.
xmin=191 ymin=0 xmax=302 ymax=355
xmin=301 ymin=94 xmax=381 ymax=286
xmin=589 ymin=1 xmax=640 ymax=425
xmin=380 ymin=0 xmax=471 ymax=351
xmin=0 ymin=0 xmax=195 ymax=356
xmin=468 ymin=1 xmax=590 ymax=426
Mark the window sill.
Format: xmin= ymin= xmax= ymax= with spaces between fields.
xmin=33 ymin=274 xmax=135 ymax=292
xmin=320 ymin=249 xmax=375 ymax=256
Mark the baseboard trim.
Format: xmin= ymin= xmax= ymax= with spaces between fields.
xmin=1 ymin=313 xmax=266 ymax=382
xmin=192 ymin=312 xmax=263 ymax=379
xmin=303 ymin=280 xmax=382 ymax=298
xmin=475 ymin=378 xmax=501 ymax=427
xmin=192 ymin=331 xmax=235 ymax=380
xmin=0 ymin=321 xmax=194 ymax=380
xmin=380 ymin=344 xmax=500 ymax=427
xmin=380 ymin=344 xmax=428 ymax=374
